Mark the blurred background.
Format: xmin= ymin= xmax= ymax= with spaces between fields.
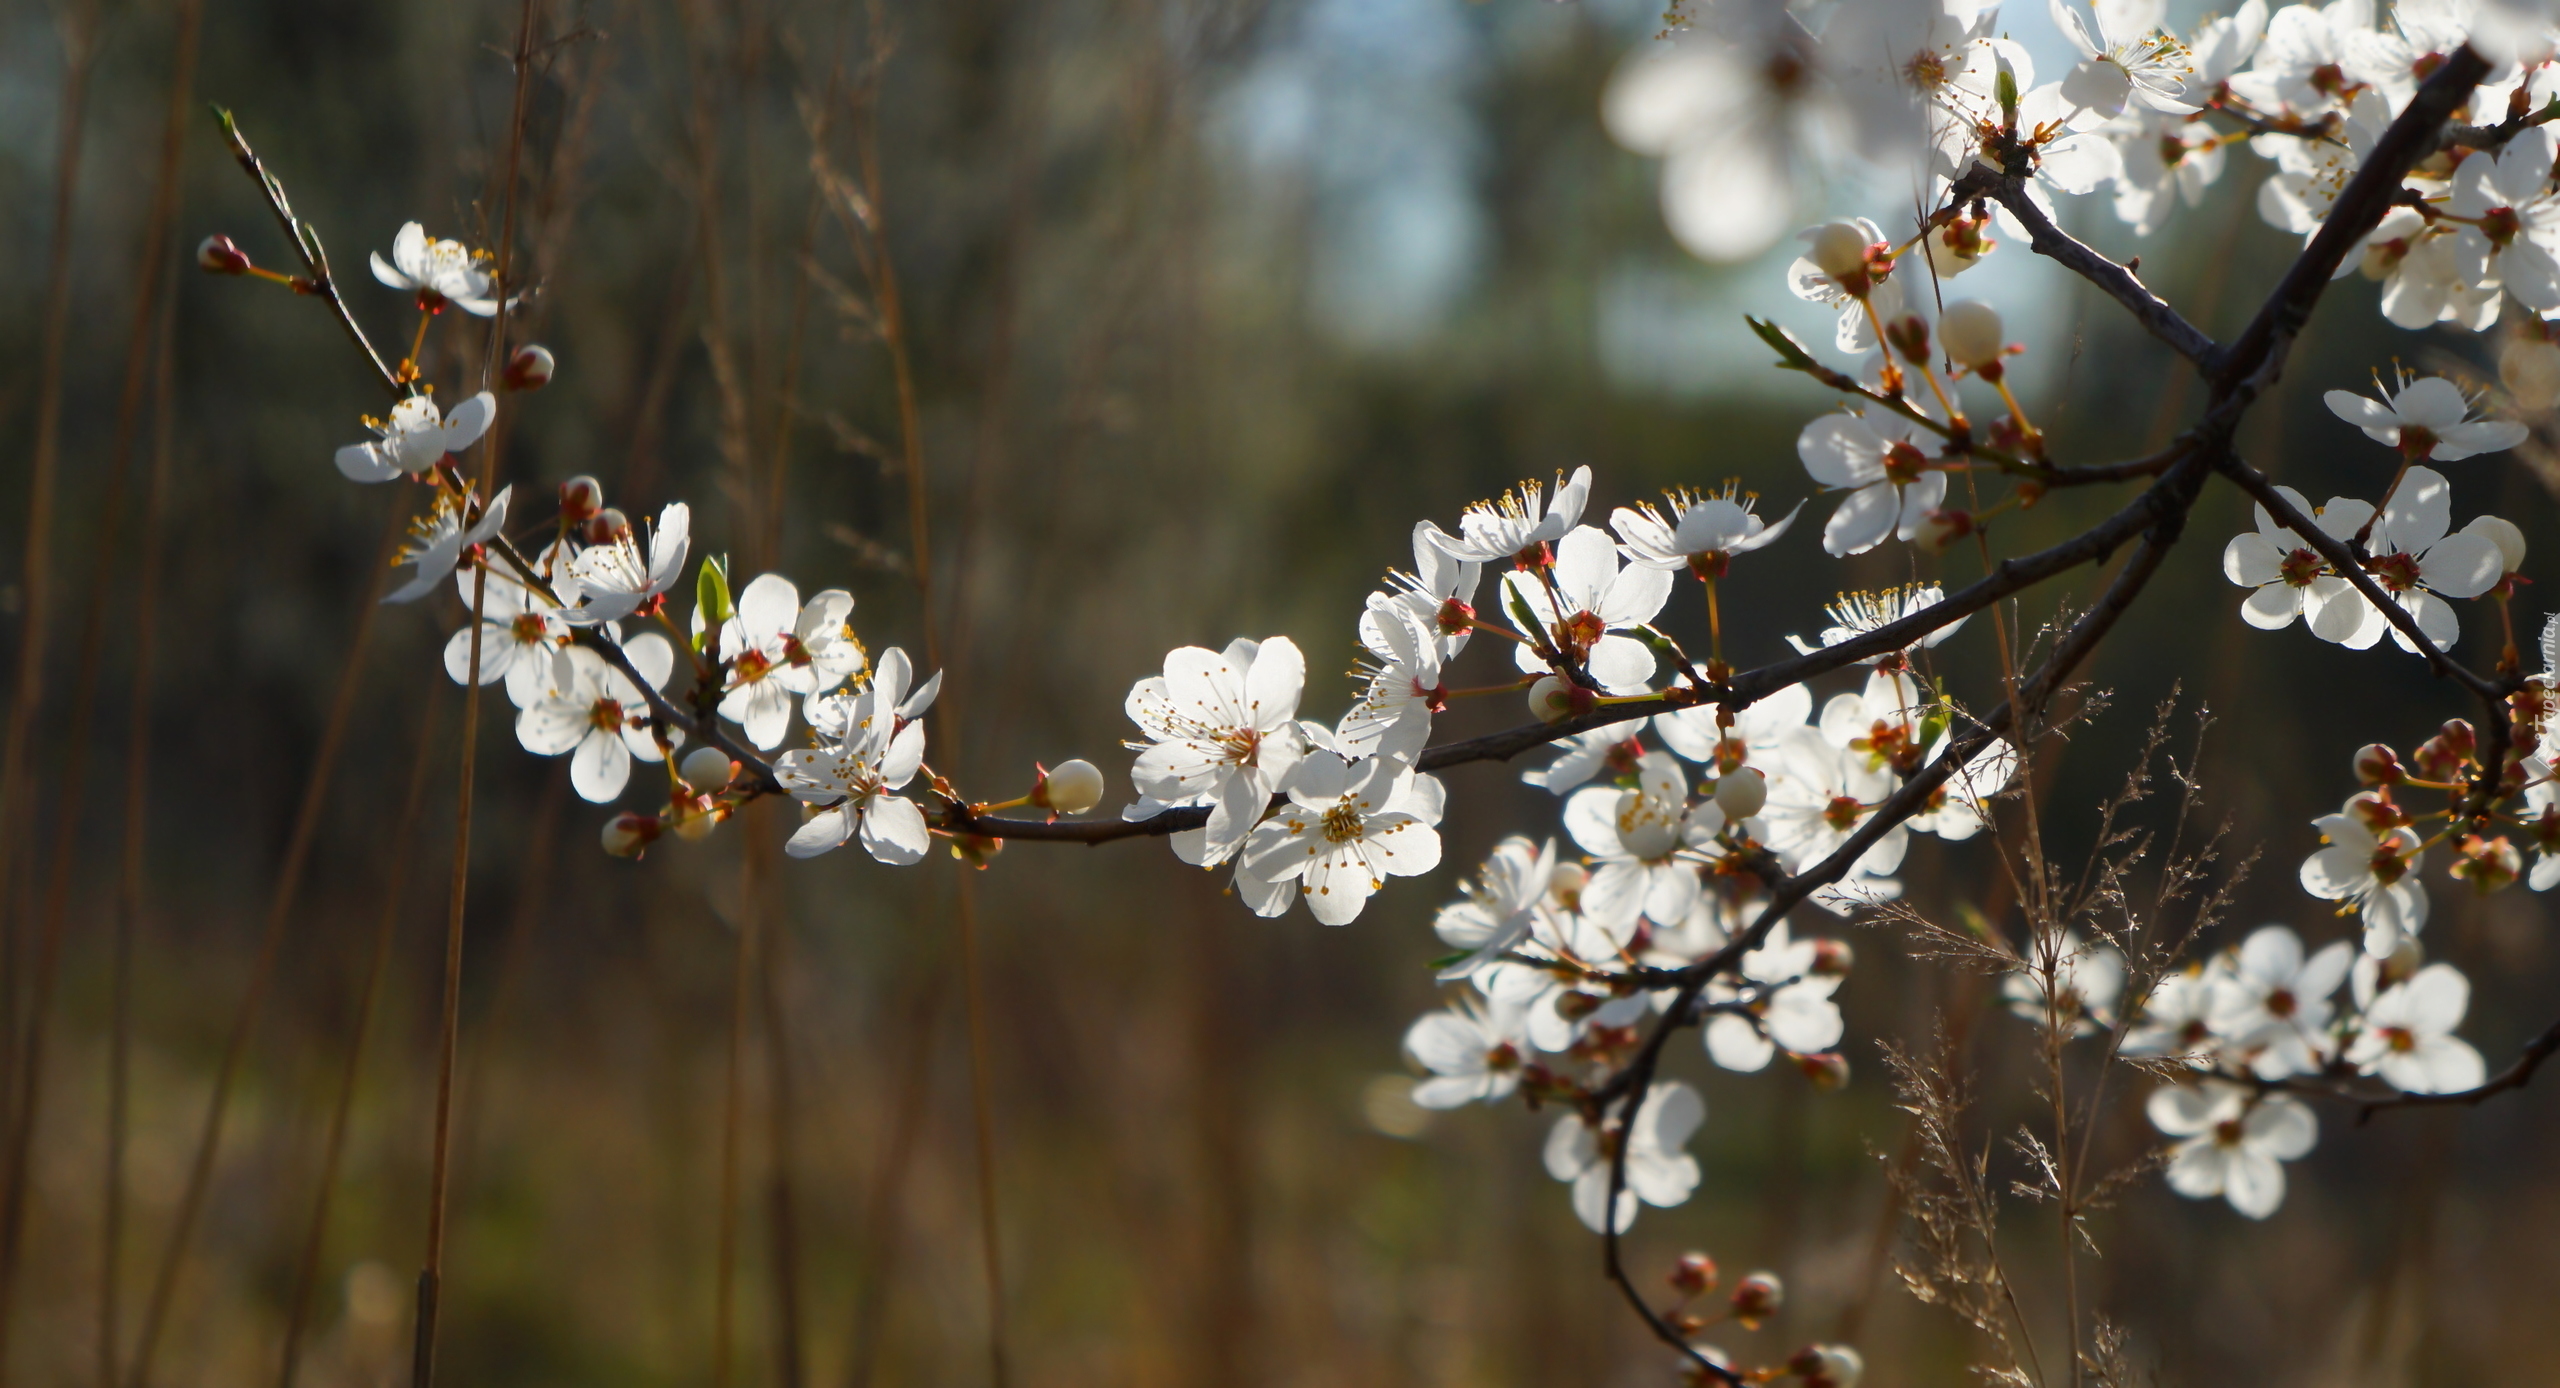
xmin=1 ymin=0 xmax=2557 ymax=1384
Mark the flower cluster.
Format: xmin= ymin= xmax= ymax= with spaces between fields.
xmin=2093 ymin=924 xmax=2484 ymax=1217
xmin=1608 ymin=0 xmax=2560 ymax=335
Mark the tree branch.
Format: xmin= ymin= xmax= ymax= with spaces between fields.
xmin=1948 ymin=166 xmax=2219 ymax=368
xmin=212 ymin=106 xmax=405 ymax=399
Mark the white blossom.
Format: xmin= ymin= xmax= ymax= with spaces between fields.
xmin=1432 ymin=466 xmax=1593 ymax=564
xmin=369 ymin=222 xmax=502 ymax=315
xmin=2002 ymin=930 xmax=2125 ymax=1036
xmin=2300 ymin=792 xmax=2430 ymax=955
xmin=386 ymin=484 xmax=510 ymax=605
xmin=1609 ymin=486 xmax=1802 ymax=576
xmin=2324 ymin=373 xmax=2530 ymax=461
xmin=1543 ymin=1081 xmax=1704 ymax=1233
xmin=1406 ymin=997 xmax=1531 ymax=1109
xmin=2149 ymin=1081 xmax=2318 ymax=1218
xmin=2208 ymin=924 xmax=2354 ymax=1079
xmin=515 ymin=636 xmax=678 ymax=803
xmin=559 ymin=502 xmax=692 ymax=627
xmin=335 ymin=392 xmax=497 ymax=483
xmin=1124 ymin=636 xmax=1307 ymax=868
xmin=1502 ymin=525 xmax=1674 ymax=692
xmin=1237 ymin=750 xmax=1444 ymax=926
xmin=2346 ymin=961 xmax=2488 ymax=1092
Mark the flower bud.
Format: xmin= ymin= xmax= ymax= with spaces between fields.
xmin=602 ymin=811 xmax=662 ymax=858
xmin=2503 ymin=337 xmax=2560 ymax=412
xmin=1924 ymin=214 xmax=1994 ymax=277
xmin=1669 ymin=1251 xmax=1720 ymax=1296
xmin=1796 ymin=1051 xmax=1852 ymax=1090
xmin=1787 ymin=1344 xmax=1865 ymax=1388
xmin=1804 ymin=221 xmax=1872 ymax=283
xmin=1032 ymin=758 xmax=1105 ymax=815
xmin=581 ymin=506 xmax=631 ymax=547
xmin=2449 ymin=833 xmax=2522 ymax=893
xmin=1547 ymin=860 xmax=1589 ymax=911
xmin=669 ymin=798 xmax=724 ymax=840
xmin=556 ymin=475 xmax=603 ymax=525
xmin=197 ymin=234 xmax=253 ymax=275
xmin=502 ymin=343 xmax=556 ymax=391
xmin=1915 ymin=507 xmax=1975 ymax=554
xmin=2374 ymin=933 xmax=2425 ymax=988
xmin=679 ymin=746 xmax=735 ymax=792
xmin=1713 ymin=766 xmax=1768 ymax=820
xmin=1809 ymin=938 xmax=1854 ymax=977
xmin=951 ymin=833 xmax=1006 ymax=868
xmin=1938 ymin=299 xmax=2006 ymax=370
xmin=2414 ymin=719 xmax=2476 ymax=780
xmin=1678 ymin=1347 xmax=1736 ymax=1388
xmin=1529 ymin=676 xmax=1591 ymax=725
xmin=1730 ymin=1271 xmax=1783 ymax=1328
xmin=2354 ymin=742 xmax=2404 ymax=787
xmin=1556 ymin=990 xmax=1604 ymax=1022
xmin=1885 ymin=314 xmax=1932 ymax=366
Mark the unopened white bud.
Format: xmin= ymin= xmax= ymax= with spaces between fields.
xmin=1528 ymin=676 xmax=1579 ymax=725
xmin=679 ymin=746 xmax=735 ymax=791
xmin=1805 ymin=221 xmax=1871 ymax=282
xmin=1713 ymin=766 xmax=1767 ymax=820
xmin=1938 ymin=300 xmax=2006 ymax=370
xmin=502 ymin=343 xmax=556 ymax=391
xmin=2502 ymin=337 xmax=2560 ymax=412
xmin=602 ymin=811 xmax=662 ymax=858
xmin=1033 ymin=758 xmax=1105 ymax=815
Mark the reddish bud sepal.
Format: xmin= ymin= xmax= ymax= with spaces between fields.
xmin=1670 ymin=1251 xmax=1720 ymax=1297
xmin=503 ymin=343 xmax=557 ymax=391
xmin=2354 ymin=742 xmax=2404 ymax=786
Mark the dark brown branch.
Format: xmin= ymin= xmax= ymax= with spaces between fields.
xmin=1948 ymin=166 xmax=2219 ymax=367
xmin=948 ymin=444 xmax=2221 ymax=844
xmin=2216 ymin=48 xmax=2491 ymax=394
xmin=212 ymin=107 xmax=405 ymax=399
xmin=581 ymin=632 xmax=787 ymax=797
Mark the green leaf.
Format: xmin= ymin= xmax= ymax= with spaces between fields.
xmin=1428 ymin=951 xmax=1473 ymax=970
xmin=694 ymin=554 xmax=734 ymax=651
xmin=1745 ymin=316 xmax=1820 ymax=373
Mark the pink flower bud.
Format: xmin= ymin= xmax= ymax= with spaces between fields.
xmin=197 ymin=234 xmax=252 ymax=275
xmin=1031 ymin=758 xmax=1105 ymax=816
xmin=2354 ymin=743 xmax=2404 ymax=786
xmin=1669 ymin=1251 xmax=1720 ymax=1296
xmin=502 ymin=343 xmax=557 ymax=391
xmin=602 ymin=811 xmax=662 ymax=858
xmin=1730 ymin=1271 xmax=1783 ymax=1328
xmin=1809 ymin=938 xmax=1854 ymax=977
xmin=1885 ymin=314 xmax=1932 ymax=366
